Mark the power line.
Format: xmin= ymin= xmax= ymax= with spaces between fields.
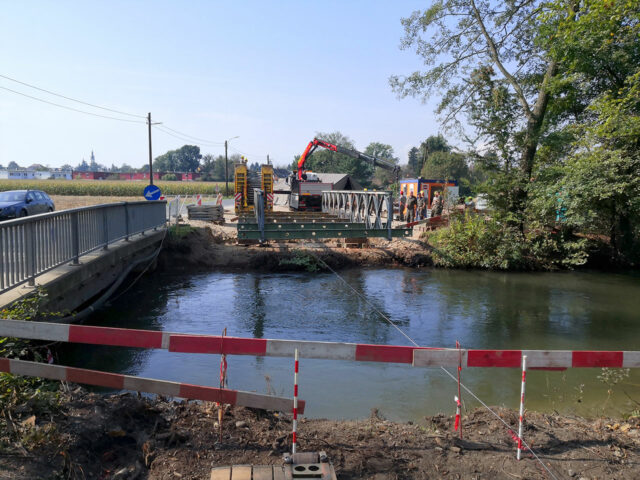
xmin=159 ymin=125 xmax=225 ymax=145
xmin=152 ymin=125 xmax=227 ymax=147
xmin=0 ymin=73 xmax=146 ymax=119
xmin=0 ymin=86 xmax=146 ymax=124
xmin=229 ymin=145 xmax=264 ymax=159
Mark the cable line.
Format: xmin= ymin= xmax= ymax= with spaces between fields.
xmin=152 ymin=125 xmax=226 ymax=147
xmin=0 ymin=73 xmax=146 ymax=118
xmin=305 ymin=249 xmax=561 ymax=480
xmin=0 ymin=86 xmax=146 ymax=124
xmin=159 ymin=125 xmax=224 ymax=145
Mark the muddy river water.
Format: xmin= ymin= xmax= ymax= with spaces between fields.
xmin=60 ymin=268 xmax=640 ymax=421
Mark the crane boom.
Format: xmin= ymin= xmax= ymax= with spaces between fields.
xmin=297 ymin=138 xmax=400 ymax=182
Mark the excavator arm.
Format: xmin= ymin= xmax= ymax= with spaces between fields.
xmin=297 ymin=138 xmax=401 ymax=182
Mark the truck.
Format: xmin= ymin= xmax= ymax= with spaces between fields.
xmin=287 ymin=138 xmax=401 ymax=211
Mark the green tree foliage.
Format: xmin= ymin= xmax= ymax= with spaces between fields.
xmin=407 ymin=147 xmax=420 ymax=176
xmin=420 ymin=151 xmax=469 ymax=181
xmin=199 ymin=153 xmax=237 ymax=181
xmin=364 ymin=142 xmax=398 ymax=186
xmin=541 ymin=0 xmax=640 ymax=262
xmin=153 ymin=145 xmax=202 ymax=172
xmin=391 ymin=1 xmax=563 ymax=225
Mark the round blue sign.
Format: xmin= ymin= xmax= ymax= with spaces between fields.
xmin=143 ymin=184 xmax=162 ymax=201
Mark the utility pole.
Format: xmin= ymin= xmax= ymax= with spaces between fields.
xmin=147 ymin=113 xmax=162 ymax=186
xmin=147 ymin=113 xmax=153 ymax=185
xmin=225 ymin=140 xmax=229 ymax=196
xmin=224 ymin=136 xmax=239 ymax=196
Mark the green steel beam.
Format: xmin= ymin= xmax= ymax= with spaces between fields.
xmin=238 ymin=222 xmax=372 ymax=231
xmin=237 ymin=227 xmax=411 ymax=240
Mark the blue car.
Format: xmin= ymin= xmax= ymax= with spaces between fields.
xmin=0 ymin=190 xmax=55 ymax=220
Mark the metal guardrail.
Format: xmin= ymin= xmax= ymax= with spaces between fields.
xmin=0 ymin=201 xmax=166 ymax=293
xmin=322 ymin=191 xmax=393 ymax=239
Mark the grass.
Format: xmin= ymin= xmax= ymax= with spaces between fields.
xmin=0 ymin=179 xmax=228 ymax=196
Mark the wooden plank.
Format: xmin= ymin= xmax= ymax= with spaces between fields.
xmin=231 ymin=465 xmax=253 ymax=480
xmin=210 ymin=467 xmax=231 ymax=480
xmin=252 ymin=465 xmax=273 ymax=480
xmin=272 ymin=466 xmax=287 ymax=480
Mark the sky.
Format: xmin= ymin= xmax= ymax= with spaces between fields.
xmin=0 ymin=1 xmax=444 ymax=170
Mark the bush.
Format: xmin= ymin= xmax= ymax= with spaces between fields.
xmin=0 ymin=289 xmax=63 ymax=452
xmin=278 ymin=250 xmax=323 ymax=272
xmin=426 ymin=212 xmax=589 ymax=270
xmin=162 ymin=174 xmax=178 ymax=181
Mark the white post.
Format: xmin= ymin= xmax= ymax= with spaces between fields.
xmin=292 ymin=348 xmax=299 ymax=455
xmin=517 ymin=355 xmax=528 ymax=460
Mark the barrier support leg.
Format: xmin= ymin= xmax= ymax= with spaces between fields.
xmin=292 ymin=348 xmax=299 ymax=455
xmin=517 ymin=355 xmax=528 ymax=460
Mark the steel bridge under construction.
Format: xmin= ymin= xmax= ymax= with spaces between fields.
xmin=236 ymin=190 xmax=412 ymax=242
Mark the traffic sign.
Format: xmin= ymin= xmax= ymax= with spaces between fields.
xmin=143 ymin=184 xmax=162 ymax=201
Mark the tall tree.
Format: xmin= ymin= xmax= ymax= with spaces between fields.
xmin=154 ymin=145 xmax=202 ymax=172
xmin=545 ymin=0 xmax=640 ymax=260
xmin=420 ymin=150 xmax=469 ymax=180
xmin=365 ymin=142 xmax=398 ymax=186
xmin=407 ymin=147 xmax=420 ymax=176
xmin=391 ymin=1 xmax=565 ymax=217
xmin=7 ymin=161 xmax=20 ymax=170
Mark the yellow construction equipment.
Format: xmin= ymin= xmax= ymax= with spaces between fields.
xmin=234 ymin=156 xmax=274 ymax=213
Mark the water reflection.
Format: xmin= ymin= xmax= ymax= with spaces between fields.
xmin=57 ymin=268 xmax=640 ymax=421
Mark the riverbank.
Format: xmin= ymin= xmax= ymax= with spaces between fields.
xmin=1 ymin=387 xmax=638 ymax=479
xmin=157 ymin=224 xmax=434 ymax=273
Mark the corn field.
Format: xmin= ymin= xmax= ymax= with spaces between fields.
xmin=0 ymin=179 xmax=228 ymax=196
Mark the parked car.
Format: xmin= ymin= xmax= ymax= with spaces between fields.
xmin=0 ymin=190 xmax=55 ymax=220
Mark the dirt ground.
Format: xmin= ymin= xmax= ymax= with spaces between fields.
xmin=158 ymin=220 xmax=433 ymax=274
xmin=1 ymin=388 xmax=638 ymax=480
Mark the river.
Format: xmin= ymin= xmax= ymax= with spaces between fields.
xmin=59 ymin=268 xmax=640 ymax=422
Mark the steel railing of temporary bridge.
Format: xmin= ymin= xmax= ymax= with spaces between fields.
xmin=236 ymin=190 xmax=412 ymax=242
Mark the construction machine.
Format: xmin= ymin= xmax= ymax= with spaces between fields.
xmin=234 ymin=157 xmax=274 ymax=213
xmin=287 ymin=138 xmax=401 ymax=211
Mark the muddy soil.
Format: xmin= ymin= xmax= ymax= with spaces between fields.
xmin=157 ymin=224 xmax=433 ymax=274
xmin=1 ymin=388 xmax=638 ymax=479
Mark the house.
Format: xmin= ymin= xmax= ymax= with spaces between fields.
xmin=50 ymin=170 xmax=73 ymax=180
xmin=0 ymin=169 xmax=35 ymax=180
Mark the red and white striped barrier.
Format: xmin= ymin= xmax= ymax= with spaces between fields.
xmin=234 ymin=193 xmax=242 ymax=204
xmin=1 ymin=319 xmax=639 ymax=369
xmin=412 ymin=348 xmax=640 ymax=369
xmin=0 ymin=357 xmax=305 ymax=413
xmin=196 ymin=194 xmax=202 ymax=206
xmin=267 ymin=193 xmax=274 ymax=204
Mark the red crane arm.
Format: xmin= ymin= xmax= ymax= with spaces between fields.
xmin=297 ymin=138 xmax=337 ymax=180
